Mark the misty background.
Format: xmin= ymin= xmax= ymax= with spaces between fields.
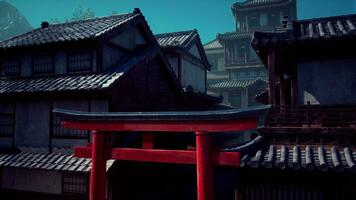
xmin=1 ymin=0 xmax=356 ymax=42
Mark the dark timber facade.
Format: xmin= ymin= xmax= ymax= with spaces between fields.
xmin=232 ymin=13 xmax=356 ymax=200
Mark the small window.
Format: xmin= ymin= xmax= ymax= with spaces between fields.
xmin=229 ymin=92 xmax=241 ymax=108
xmin=62 ymin=173 xmax=88 ymax=194
xmin=53 ymin=116 xmax=89 ymax=139
xmin=68 ymin=50 xmax=92 ymax=73
xmin=249 ymin=14 xmax=259 ymax=28
xmin=207 ymin=54 xmax=219 ymax=71
xmin=249 ymin=71 xmax=257 ymax=77
xmin=32 ymin=54 xmax=54 ymax=75
xmin=269 ymin=13 xmax=280 ymax=26
xmin=236 ymin=44 xmax=246 ymax=62
xmin=260 ymin=13 xmax=268 ymax=26
xmin=0 ymin=57 xmax=20 ymax=77
xmin=0 ymin=113 xmax=14 ymax=137
xmin=248 ymin=46 xmax=259 ymax=61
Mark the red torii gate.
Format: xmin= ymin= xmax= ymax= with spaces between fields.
xmin=54 ymin=106 xmax=269 ymax=200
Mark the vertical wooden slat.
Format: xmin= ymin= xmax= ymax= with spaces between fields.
xmin=268 ymin=49 xmax=276 ymax=105
xmin=290 ymin=66 xmax=298 ymax=106
xmin=279 ymin=75 xmax=285 ymax=107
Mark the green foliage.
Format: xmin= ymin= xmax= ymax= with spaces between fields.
xmin=71 ymin=6 xmax=95 ymax=21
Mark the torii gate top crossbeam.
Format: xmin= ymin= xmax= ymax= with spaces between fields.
xmin=53 ymin=105 xmax=270 ymax=132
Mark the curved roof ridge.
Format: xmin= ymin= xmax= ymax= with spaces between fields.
xmin=155 ymin=29 xmax=197 ymax=38
xmin=0 ymin=11 xmax=141 ymax=49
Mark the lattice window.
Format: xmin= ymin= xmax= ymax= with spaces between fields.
xmin=32 ymin=54 xmax=54 ymax=75
xmin=0 ymin=113 xmax=14 ymax=137
xmin=52 ymin=116 xmax=88 ymax=139
xmin=62 ymin=173 xmax=88 ymax=194
xmin=0 ymin=57 xmax=20 ymax=77
xmin=68 ymin=51 xmax=92 ymax=73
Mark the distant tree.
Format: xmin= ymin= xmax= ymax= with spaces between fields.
xmin=50 ymin=18 xmax=63 ymax=24
xmin=49 ymin=6 xmax=95 ymax=24
xmin=71 ymin=6 xmax=95 ymax=21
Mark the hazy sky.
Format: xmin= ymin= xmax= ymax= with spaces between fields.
xmin=5 ymin=0 xmax=356 ymax=43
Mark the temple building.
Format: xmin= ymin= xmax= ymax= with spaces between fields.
xmin=232 ymin=13 xmax=356 ymax=199
xmin=205 ymin=0 xmax=297 ymax=108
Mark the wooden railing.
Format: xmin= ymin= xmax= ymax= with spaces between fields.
xmin=266 ymin=105 xmax=356 ymax=128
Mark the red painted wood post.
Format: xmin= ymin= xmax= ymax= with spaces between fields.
xmin=195 ymin=131 xmax=214 ymax=200
xmin=90 ymin=130 xmax=107 ymax=200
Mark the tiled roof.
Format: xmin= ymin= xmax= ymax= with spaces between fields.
xmin=296 ymin=14 xmax=356 ymax=40
xmin=0 ymin=45 xmax=162 ymax=96
xmin=252 ymin=14 xmax=356 ymax=48
xmin=232 ymin=0 xmax=293 ymax=11
xmin=0 ymin=11 xmax=140 ymax=49
xmin=226 ymin=136 xmax=356 ymax=173
xmin=155 ymin=30 xmax=197 ymax=48
xmin=217 ymin=32 xmax=251 ymax=41
xmin=209 ymin=78 xmax=267 ymax=89
xmin=0 ymin=72 xmax=123 ymax=95
xmin=156 ymin=29 xmax=211 ymax=70
xmin=204 ymin=39 xmax=222 ymax=50
xmin=0 ymin=152 xmax=93 ymax=172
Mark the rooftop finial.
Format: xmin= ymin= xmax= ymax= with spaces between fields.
xmin=133 ymin=8 xmax=141 ymax=14
xmin=41 ymin=21 xmax=49 ymax=28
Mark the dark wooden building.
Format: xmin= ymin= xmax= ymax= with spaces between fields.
xmin=207 ymin=0 xmax=297 ymax=108
xmin=231 ymin=13 xmax=356 ymax=199
xmin=0 ymin=9 xmax=188 ymax=200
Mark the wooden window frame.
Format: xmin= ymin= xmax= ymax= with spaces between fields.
xmin=50 ymin=101 xmax=91 ymax=140
xmin=32 ymin=54 xmax=55 ymax=75
xmin=0 ymin=56 xmax=21 ymax=77
xmin=67 ymin=50 xmax=93 ymax=73
xmin=52 ymin=115 xmax=89 ymax=139
xmin=0 ymin=113 xmax=15 ymax=138
xmin=62 ymin=173 xmax=89 ymax=195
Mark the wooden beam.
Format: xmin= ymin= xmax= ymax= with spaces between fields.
xmin=291 ymin=74 xmax=297 ymax=106
xmin=74 ymin=147 xmax=240 ymax=167
xmin=279 ymin=75 xmax=285 ymax=107
xmin=268 ymin=48 xmax=276 ymax=105
xmin=62 ymin=118 xmax=257 ymax=133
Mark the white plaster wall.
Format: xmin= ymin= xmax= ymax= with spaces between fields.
xmin=181 ymin=58 xmax=205 ymax=92
xmin=297 ymin=59 xmax=356 ymax=105
xmin=20 ymin=55 xmax=32 ymax=77
xmin=15 ymin=101 xmax=50 ymax=149
xmin=2 ymin=168 xmax=62 ymax=194
xmin=55 ymin=51 xmax=67 ymax=75
xmin=167 ymin=56 xmax=179 ymax=78
xmin=51 ymin=100 xmax=90 ymax=149
xmin=102 ymin=45 xmax=124 ymax=71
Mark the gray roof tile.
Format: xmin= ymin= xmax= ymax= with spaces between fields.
xmin=209 ymin=78 xmax=267 ymax=89
xmin=155 ymin=30 xmax=197 ymax=48
xmin=204 ymin=39 xmax=223 ymax=50
xmin=0 ymin=72 xmax=123 ymax=95
xmin=252 ymin=14 xmax=356 ymax=47
xmin=0 ymin=12 xmax=140 ymax=49
xmin=0 ymin=152 xmax=103 ymax=173
xmin=233 ymin=0 xmax=293 ymax=10
xmin=226 ymin=136 xmax=356 ymax=173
